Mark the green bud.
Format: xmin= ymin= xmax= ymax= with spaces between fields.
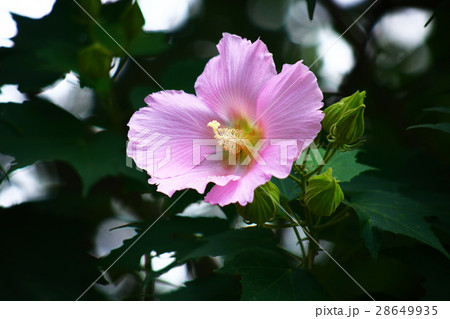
xmin=237 ymin=181 xmax=280 ymax=224
xmin=330 ymin=104 xmax=365 ymax=147
xmin=304 ymin=168 xmax=344 ymax=216
xmin=322 ymin=91 xmax=366 ymax=133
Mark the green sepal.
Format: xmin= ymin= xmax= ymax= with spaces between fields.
xmin=304 ymin=168 xmax=344 ymax=216
xmin=322 ymin=90 xmax=366 ymax=133
xmin=237 ymin=181 xmax=281 ymax=225
xmin=330 ymin=104 xmax=366 ymax=147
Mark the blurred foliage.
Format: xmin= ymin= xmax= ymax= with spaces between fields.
xmin=0 ymin=0 xmax=449 ymax=301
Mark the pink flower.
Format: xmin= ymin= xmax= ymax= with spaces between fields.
xmin=127 ymin=33 xmax=323 ymax=206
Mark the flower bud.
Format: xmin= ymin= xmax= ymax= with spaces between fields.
xmin=304 ymin=168 xmax=344 ymax=216
xmin=331 ymin=104 xmax=365 ymax=147
xmin=237 ymin=181 xmax=280 ymax=224
xmin=322 ymin=91 xmax=366 ymax=133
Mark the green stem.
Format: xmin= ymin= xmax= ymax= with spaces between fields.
xmin=289 ymin=173 xmax=302 ymax=185
xmin=262 ymin=222 xmax=299 ymax=229
xmin=293 ymin=226 xmax=306 ymax=258
xmin=306 ymin=145 xmax=338 ymax=178
xmin=313 ymin=207 xmax=350 ymax=231
xmin=306 ymin=230 xmax=319 ymax=270
xmin=143 ymin=253 xmax=154 ymax=301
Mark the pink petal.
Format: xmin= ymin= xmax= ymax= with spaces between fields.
xmin=195 ymin=33 xmax=277 ymax=122
xmin=204 ymin=164 xmax=271 ymax=207
xmin=255 ymin=61 xmax=324 ymax=167
xmin=149 ymin=160 xmax=241 ymax=197
xmin=127 ymin=90 xmax=221 ymax=179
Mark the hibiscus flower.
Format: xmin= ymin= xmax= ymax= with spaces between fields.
xmin=127 ymin=33 xmax=323 ymax=206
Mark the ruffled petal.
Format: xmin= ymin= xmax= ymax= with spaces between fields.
xmin=204 ymin=164 xmax=271 ymax=207
xmin=127 ymin=90 xmax=221 ymax=178
xmin=255 ymin=61 xmax=324 ymax=165
xmin=149 ymin=160 xmax=241 ymax=197
xmin=195 ymin=33 xmax=277 ymax=122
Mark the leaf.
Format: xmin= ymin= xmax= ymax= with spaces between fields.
xmin=407 ymin=123 xmax=450 ymax=134
xmin=99 ymin=216 xmax=229 ymax=279
xmin=0 ymin=1 xmax=88 ymax=92
xmin=220 ymin=248 xmax=326 ymax=300
xmin=423 ymin=106 xmax=450 ymax=114
xmin=0 ymin=100 xmax=145 ymax=193
xmin=0 ymin=199 xmax=106 ymax=300
xmin=305 ymin=149 xmax=376 ymax=183
xmin=324 ymin=150 xmax=375 ymax=182
xmin=185 ymin=228 xmax=277 ymax=260
xmin=347 ymin=190 xmax=449 ymax=259
xmin=94 ymin=1 xmax=169 ymax=57
xmin=272 ymin=176 xmax=299 ymax=201
xmin=306 ymin=0 xmax=317 ymax=20
xmin=121 ymin=1 xmax=145 ymax=42
xmin=159 ymin=274 xmax=241 ymax=301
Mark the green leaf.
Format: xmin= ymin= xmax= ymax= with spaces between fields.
xmin=323 ymin=150 xmax=375 ymax=182
xmin=0 ymin=1 xmax=88 ymax=92
xmin=185 ymin=228 xmax=277 ymax=260
xmin=304 ymin=149 xmax=375 ymax=183
xmin=306 ymin=0 xmax=317 ymax=20
xmin=423 ymin=106 xmax=450 ymax=114
xmin=99 ymin=216 xmax=229 ymax=279
xmin=121 ymin=1 xmax=145 ymax=42
xmin=94 ymin=1 xmax=169 ymax=57
xmin=220 ymin=248 xmax=326 ymax=300
xmin=0 ymin=100 xmax=144 ymax=193
xmin=272 ymin=176 xmax=299 ymax=201
xmin=159 ymin=274 xmax=241 ymax=301
xmin=347 ymin=190 xmax=449 ymax=259
xmin=0 ymin=199 xmax=106 ymax=300
xmin=407 ymin=123 xmax=450 ymax=134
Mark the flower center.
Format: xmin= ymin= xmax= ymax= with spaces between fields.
xmin=207 ymin=120 xmax=245 ymax=155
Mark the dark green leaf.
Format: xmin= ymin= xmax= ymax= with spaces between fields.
xmin=0 ymin=199 xmax=105 ymax=300
xmin=423 ymin=106 xmax=450 ymax=114
xmin=185 ymin=228 xmax=277 ymax=259
xmin=121 ymin=2 xmax=145 ymax=42
xmin=407 ymin=123 xmax=450 ymax=134
xmin=306 ymin=0 xmax=317 ymax=20
xmin=0 ymin=100 xmax=144 ymax=193
xmin=99 ymin=216 xmax=229 ymax=279
xmin=272 ymin=176 xmax=299 ymax=201
xmin=305 ymin=149 xmax=375 ymax=183
xmin=159 ymin=274 xmax=241 ymax=301
xmin=323 ymin=150 xmax=375 ymax=182
xmin=0 ymin=1 xmax=88 ymax=92
xmin=347 ymin=190 xmax=449 ymax=259
xmin=220 ymin=248 xmax=326 ymax=300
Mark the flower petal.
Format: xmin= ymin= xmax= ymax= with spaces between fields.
xmin=127 ymin=90 xmax=220 ymax=179
xmin=204 ymin=164 xmax=271 ymax=207
xmin=149 ymin=160 xmax=241 ymax=197
xmin=195 ymin=33 xmax=276 ymax=122
xmin=255 ymin=61 xmax=324 ymax=165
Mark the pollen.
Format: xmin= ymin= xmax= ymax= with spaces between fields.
xmin=207 ymin=120 xmax=245 ymax=155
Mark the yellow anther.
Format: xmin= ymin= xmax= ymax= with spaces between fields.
xmin=207 ymin=120 xmax=221 ymax=137
xmin=207 ymin=120 xmax=245 ymax=155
